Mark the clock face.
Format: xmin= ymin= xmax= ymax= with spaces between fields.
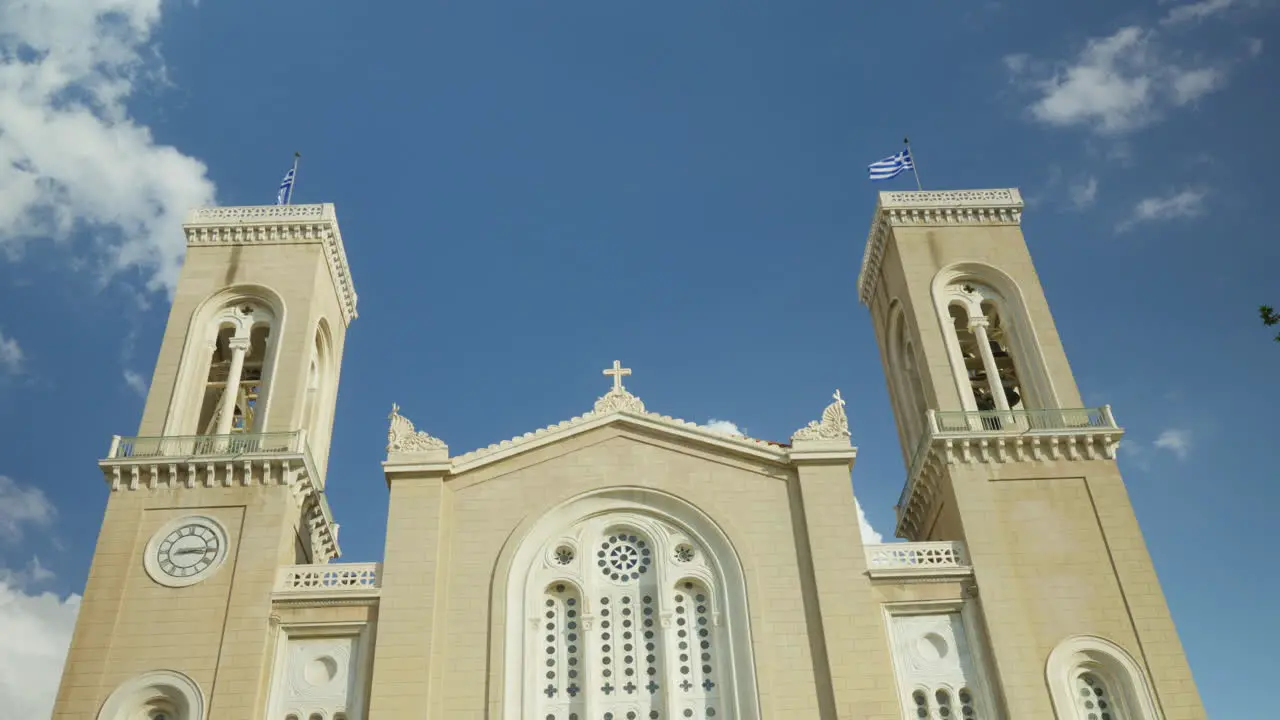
xmin=156 ymin=524 xmax=220 ymax=578
xmin=145 ymin=516 xmax=228 ymax=587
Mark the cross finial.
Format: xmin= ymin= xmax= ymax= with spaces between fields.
xmin=603 ymin=360 xmax=632 ymax=392
xmin=833 ymin=389 xmax=845 ymax=406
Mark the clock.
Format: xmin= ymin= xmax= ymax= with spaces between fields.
xmin=144 ymin=515 xmax=229 ymax=588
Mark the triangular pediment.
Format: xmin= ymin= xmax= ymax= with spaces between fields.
xmin=382 ymin=374 xmax=855 ymax=478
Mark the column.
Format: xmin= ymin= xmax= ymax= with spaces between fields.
xmin=968 ymin=319 xmax=1009 ymax=430
xmin=215 ymin=335 xmax=251 ymax=435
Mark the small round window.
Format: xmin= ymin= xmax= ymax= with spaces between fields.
xmin=597 ymin=534 xmax=652 ymax=582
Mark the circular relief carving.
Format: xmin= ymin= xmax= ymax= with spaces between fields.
xmin=914 ymin=632 xmax=950 ymax=663
xmin=143 ymin=515 xmax=229 ymax=588
xmin=597 ymin=534 xmax=652 ymax=582
xmin=673 ymin=543 xmax=695 ymax=563
xmin=554 ymin=545 xmax=575 ymax=566
xmin=304 ymin=655 xmax=339 ymax=686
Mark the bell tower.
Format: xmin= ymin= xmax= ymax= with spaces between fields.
xmin=860 ymin=189 xmax=1207 ymax=718
xmin=51 ymin=204 xmax=357 ymax=720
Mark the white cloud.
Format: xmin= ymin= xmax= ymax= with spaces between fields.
xmin=1117 ymin=189 xmax=1206 ymax=231
xmin=0 ymin=0 xmax=217 ymax=293
xmin=1154 ymin=428 xmax=1192 ymax=459
xmin=123 ymin=369 xmax=148 ymax=397
xmin=1006 ymin=25 xmax=1232 ymax=134
xmin=0 ymin=329 xmax=22 ymax=375
xmin=1069 ymin=176 xmax=1099 ymax=209
xmin=854 ymin=498 xmax=883 ymax=545
xmin=703 ymin=419 xmax=745 ymax=437
xmin=1161 ymin=0 xmax=1237 ymax=25
xmin=0 ymin=476 xmax=55 ymax=543
xmin=0 ymin=567 xmax=81 ymax=718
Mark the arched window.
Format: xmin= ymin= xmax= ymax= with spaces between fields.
xmin=932 ymin=264 xmax=1057 ymax=422
xmin=503 ymin=489 xmax=760 ymax=720
xmin=96 ymin=670 xmax=205 ymax=720
xmin=886 ymin=303 xmax=929 ymax=452
xmin=1047 ymin=636 xmax=1159 ymax=720
xmin=168 ymin=286 xmax=285 ymax=436
xmin=195 ymin=303 xmax=275 ymax=435
xmin=301 ymin=320 xmax=336 ymax=473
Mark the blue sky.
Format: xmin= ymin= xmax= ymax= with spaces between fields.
xmin=0 ymin=0 xmax=1276 ymax=715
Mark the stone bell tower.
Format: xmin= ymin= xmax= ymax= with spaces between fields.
xmin=51 ymin=204 xmax=357 ymax=720
xmin=859 ymin=189 xmax=1206 ymax=718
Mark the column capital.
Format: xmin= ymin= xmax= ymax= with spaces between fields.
xmin=967 ymin=317 xmax=991 ymax=331
xmin=227 ymin=336 xmax=252 ymax=352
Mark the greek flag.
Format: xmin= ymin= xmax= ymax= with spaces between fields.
xmin=868 ymin=148 xmax=914 ymax=181
xmin=276 ymin=166 xmax=296 ymax=205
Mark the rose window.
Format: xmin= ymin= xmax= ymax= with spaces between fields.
xmin=598 ymin=534 xmax=652 ymax=582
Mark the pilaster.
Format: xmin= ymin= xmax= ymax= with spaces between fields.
xmin=367 ymin=412 xmax=451 ymax=718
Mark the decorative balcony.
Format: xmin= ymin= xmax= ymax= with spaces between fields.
xmin=273 ymin=562 xmax=381 ymax=602
xmin=107 ymin=431 xmax=308 ymax=459
xmin=897 ymin=407 xmax=1124 ymax=540
xmin=98 ymin=430 xmax=341 ymax=561
xmin=864 ymin=541 xmax=972 ymax=580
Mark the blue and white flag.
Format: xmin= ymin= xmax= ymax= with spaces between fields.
xmin=868 ymin=148 xmax=914 ymax=181
xmin=276 ymin=166 xmax=296 ymax=205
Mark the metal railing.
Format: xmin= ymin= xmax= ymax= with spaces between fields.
xmin=107 ymin=431 xmax=307 ymax=460
xmin=864 ymin=541 xmax=969 ymax=573
xmin=929 ymin=407 xmax=1115 ymax=434
xmin=274 ymin=563 xmax=381 ymax=594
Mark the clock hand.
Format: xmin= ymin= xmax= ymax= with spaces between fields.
xmin=174 ymin=547 xmax=207 ymax=555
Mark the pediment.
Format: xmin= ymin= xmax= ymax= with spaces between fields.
xmin=382 ymin=369 xmax=855 ymax=480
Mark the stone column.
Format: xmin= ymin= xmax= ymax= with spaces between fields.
xmin=215 ymin=335 xmax=251 ymax=435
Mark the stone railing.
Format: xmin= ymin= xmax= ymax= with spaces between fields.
xmin=864 ymin=541 xmax=972 ymax=579
xmin=274 ymin=562 xmax=381 ymax=597
xmin=107 ymin=431 xmax=309 ymax=460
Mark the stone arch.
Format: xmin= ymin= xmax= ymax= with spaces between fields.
xmin=885 ymin=299 xmax=929 ymax=454
xmin=497 ymin=486 xmax=761 ymax=720
xmin=166 ymin=283 xmax=288 ymax=436
xmin=1046 ymin=635 xmax=1160 ymax=720
xmin=96 ymin=669 xmax=205 ymax=720
xmin=302 ymin=316 xmax=337 ymax=478
xmin=930 ymin=262 xmax=1058 ymax=413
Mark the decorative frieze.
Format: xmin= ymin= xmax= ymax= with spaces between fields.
xmin=857 ymin=188 xmax=1024 ymax=305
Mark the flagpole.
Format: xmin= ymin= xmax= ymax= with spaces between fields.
xmin=904 ymin=137 xmax=923 ymax=191
xmin=288 ymin=152 xmax=301 ymax=205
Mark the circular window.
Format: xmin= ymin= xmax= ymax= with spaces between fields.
xmin=554 ymin=546 xmax=575 ymax=565
xmin=598 ymin=535 xmax=652 ymax=582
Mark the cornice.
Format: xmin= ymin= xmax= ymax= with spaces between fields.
xmin=856 ymin=188 xmax=1024 ymax=306
xmin=447 ymin=409 xmax=791 ymax=474
xmin=99 ymin=451 xmax=343 ymax=562
xmin=183 ymin=204 xmax=358 ymax=326
xmin=895 ymin=428 xmax=1123 ymax=539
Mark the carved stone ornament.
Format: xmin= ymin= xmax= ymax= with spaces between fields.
xmin=592 ymin=387 xmax=647 ymax=415
xmin=386 ymin=403 xmax=446 ymax=453
xmin=592 ymin=360 xmax=646 ymax=414
xmin=791 ymin=389 xmax=852 ymax=441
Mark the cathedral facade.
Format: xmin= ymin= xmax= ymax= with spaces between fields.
xmin=51 ymin=190 xmax=1206 ymax=719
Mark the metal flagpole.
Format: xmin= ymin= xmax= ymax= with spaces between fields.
xmin=903 ymin=137 xmax=923 ymax=191
xmin=288 ymin=152 xmax=301 ymax=205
